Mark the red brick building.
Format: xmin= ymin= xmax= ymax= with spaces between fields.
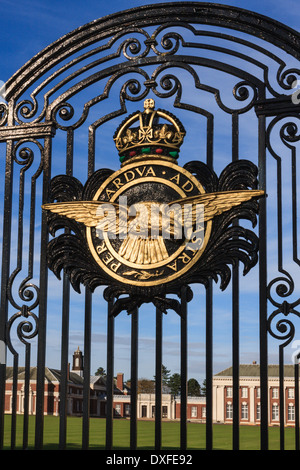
xmin=4 ymin=365 xmax=108 ymax=417
xmin=4 ymin=353 xmax=297 ymax=426
xmin=213 ymin=363 xmax=299 ymax=426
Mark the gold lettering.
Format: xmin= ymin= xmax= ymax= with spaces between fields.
xmin=136 ymin=166 xmax=146 ymax=177
xmin=106 ymin=188 xmax=116 ymax=199
xmin=102 ymin=252 xmax=114 ymax=265
xmin=124 ymin=170 xmax=135 ymax=182
xmin=182 ymin=180 xmax=194 ymax=192
xmin=178 ymin=252 xmax=191 ymax=264
xmin=110 ymin=261 xmax=121 ymax=272
xmin=170 ymin=173 xmax=180 ymax=185
xmin=185 ymin=227 xmax=204 ymax=253
xmin=167 ymin=260 xmax=177 ymax=272
xmin=145 ymin=166 xmax=156 ymax=177
xmin=112 ymin=178 xmax=124 ymax=189
xmin=96 ymin=240 xmax=108 ymax=255
xmin=135 ymin=166 xmax=156 ymax=177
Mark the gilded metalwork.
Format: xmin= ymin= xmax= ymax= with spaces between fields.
xmin=114 ymin=99 xmax=185 ymax=163
xmin=43 ymin=101 xmax=263 ymax=289
xmin=43 ymin=161 xmax=263 ymax=287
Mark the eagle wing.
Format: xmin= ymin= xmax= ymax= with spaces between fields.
xmin=42 ymin=201 xmax=128 ymax=236
xmin=167 ymin=189 xmax=264 ymax=232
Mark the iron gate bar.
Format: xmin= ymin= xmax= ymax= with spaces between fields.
xmin=155 ymin=307 xmax=163 ymax=450
xmin=130 ymin=307 xmax=139 ymax=451
xmin=232 ymin=111 xmax=240 ymax=450
xmin=59 ymin=125 xmax=73 ymax=450
xmin=205 ymin=277 xmax=213 ymax=450
xmin=279 ymin=346 xmax=285 ymax=450
xmin=205 ymin=103 xmax=213 ymax=450
xmin=8 ymin=331 xmax=18 ymax=449
xmin=11 ymin=354 xmax=17 ymax=449
xmin=232 ymin=222 xmax=240 ymax=450
xmin=82 ymin=287 xmax=92 ymax=449
xmin=258 ymin=113 xmax=268 ymax=451
xmin=106 ymin=299 xmax=115 ymax=450
xmin=34 ymin=135 xmax=52 ymax=450
xmin=0 ymin=138 xmax=14 ymax=449
xmin=59 ymin=271 xmax=70 ymax=450
xmin=295 ymin=361 xmax=300 ymax=450
xmin=180 ymin=286 xmax=188 ymax=450
xmin=23 ymin=335 xmax=30 ymax=449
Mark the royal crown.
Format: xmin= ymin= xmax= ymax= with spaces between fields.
xmin=114 ymin=99 xmax=186 ymax=164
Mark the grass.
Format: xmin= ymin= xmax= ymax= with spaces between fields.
xmin=2 ymin=415 xmax=299 ymax=450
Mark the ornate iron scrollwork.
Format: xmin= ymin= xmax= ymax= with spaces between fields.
xmin=45 ymin=154 xmax=261 ymax=316
xmin=3 ymin=3 xmax=300 ymax=451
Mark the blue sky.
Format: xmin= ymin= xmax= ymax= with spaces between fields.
xmin=1 ymin=0 xmax=300 ymax=82
xmin=1 ymin=0 xmax=300 ymax=384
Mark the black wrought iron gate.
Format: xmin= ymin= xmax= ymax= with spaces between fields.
xmin=1 ymin=2 xmax=300 ymax=451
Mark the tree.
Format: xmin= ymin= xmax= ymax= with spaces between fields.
xmin=168 ymin=373 xmax=181 ymax=395
xmin=153 ymin=364 xmax=171 ymax=386
xmin=188 ymin=378 xmax=201 ymax=396
xmin=95 ymin=367 xmax=106 ymax=377
xmin=162 ymin=364 xmax=171 ymax=386
xmin=201 ymin=379 xmax=206 ymax=396
xmin=138 ymin=378 xmax=155 ymax=393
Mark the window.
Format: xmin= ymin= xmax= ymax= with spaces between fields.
xmin=162 ymin=406 xmax=168 ymax=418
xmin=288 ymin=388 xmax=294 ymax=399
xmin=226 ymin=387 xmax=232 ymax=398
xmin=115 ymin=404 xmax=121 ymax=416
xmin=226 ymin=403 xmax=233 ymax=419
xmin=272 ymin=404 xmax=279 ymax=420
xmin=124 ymin=403 xmax=131 ymax=416
xmin=202 ymin=406 xmax=206 ymax=418
xmin=191 ymin=406 xmax=197 ymax=418
xmin=256 ymin=387 xmax=260 ymax=398
xmin=241 ymin=387 xmax=248 ymax=398
xmin=272 ymin=388 xmax=279 ymax=399
xmin=256 ymin=403 xmax=261 ymax=421
xmin=241 ymin=404 xmax=248 ymax=420
xmin=288 ymin=404 xmax=295 ymax=421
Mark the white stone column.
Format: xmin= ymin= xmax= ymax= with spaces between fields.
xmin=250 ymin=386 xmax=255 ymax=423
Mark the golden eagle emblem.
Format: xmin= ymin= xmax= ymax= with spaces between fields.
xmin=42 ymin=189 xmax=263 ymax=265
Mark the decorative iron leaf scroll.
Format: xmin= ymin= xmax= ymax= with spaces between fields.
xmin=46 ymin=159 xmax=261 ymax=315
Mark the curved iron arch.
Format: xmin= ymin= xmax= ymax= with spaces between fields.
xmin=4 ymin=2 xmax=300 ymax=101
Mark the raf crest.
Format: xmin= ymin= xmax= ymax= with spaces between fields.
xmin=42 ymin=100 xmax=264 ymax=314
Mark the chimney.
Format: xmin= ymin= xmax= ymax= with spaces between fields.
xmin=117 ymin=373 xmax=124 ymax=392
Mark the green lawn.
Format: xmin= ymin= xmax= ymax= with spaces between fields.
xmin=2 ymin=415 xmax=298 ymax=450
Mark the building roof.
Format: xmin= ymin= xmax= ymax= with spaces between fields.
xmin=49 ymin=368 xmax=84 ymax=384
xmin=5 ymin=366 xmax=85 ymax=385
xmin=215 ymin=364 xmax=296 ymax=378
xmin=5 ymin=366 xmax=130 ymax=393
